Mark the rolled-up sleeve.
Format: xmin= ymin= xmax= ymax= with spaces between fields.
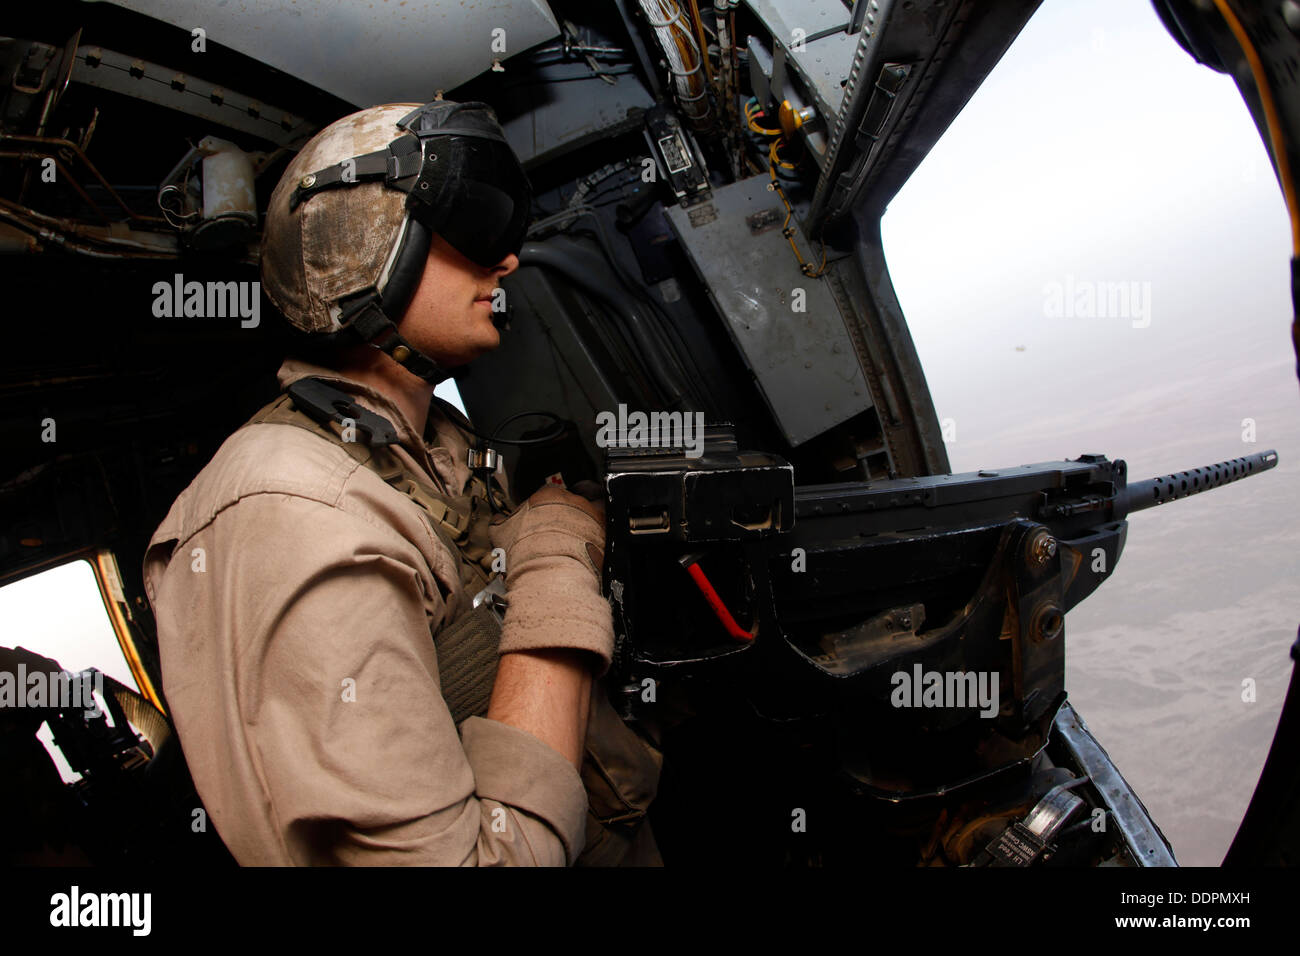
xmin=151 ymin=490 xmax=588 ymax=866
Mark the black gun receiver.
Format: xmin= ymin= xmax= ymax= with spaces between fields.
xmin=604 ymin=437 xmax=1278 ymax=797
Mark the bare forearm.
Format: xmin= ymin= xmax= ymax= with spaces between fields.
xmin=485 ymin=486 xmax=609 ymax=769
xmin=487 ymin=649 xmax=593 ymax=768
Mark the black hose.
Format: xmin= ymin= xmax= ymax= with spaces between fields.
xmin=518 ymin=240 xmax=695 ymax=411
xmin=531 ymin=206 xmax=700 ymax=380
xmin=570 ymin=211 xmax=715 ymax=417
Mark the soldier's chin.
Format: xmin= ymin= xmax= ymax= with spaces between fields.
xmin=461 ymin=321 xmax=501 ymax=361
xmin=478 ymin=317 xmax=501 ymax=347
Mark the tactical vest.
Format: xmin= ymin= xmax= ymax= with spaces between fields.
xmin=247 ymin=379 xmax=507 ymax=724
xmin=246 ymin=377 xmax=663 ymax=865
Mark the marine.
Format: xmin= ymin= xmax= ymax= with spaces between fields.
xmin=142 ymin=100 xmax=661 ymax=866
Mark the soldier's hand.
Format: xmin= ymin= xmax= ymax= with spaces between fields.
xmin=487 ymin=483 xmax=613 ymax=670
xmin=490 ymin=484 xmax=606 ymax=583
xmin=526 ymin=483 xmax=604 ymax=523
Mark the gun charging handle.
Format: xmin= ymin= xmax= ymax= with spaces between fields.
xmin=678 ymin=552 xmax=757 ymax=642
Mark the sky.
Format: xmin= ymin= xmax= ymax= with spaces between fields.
xmin=0 ymin=559 xmax=139 ymax=783
xmin=0 ymin=559 xmax=138 ymax=690
xmin=881 ymin=0 xmax=1298 ymax=865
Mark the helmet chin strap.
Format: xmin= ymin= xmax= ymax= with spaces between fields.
xmin=341 ymin=292 xmax=453 ymax=386
xmin=336 ymin=215 xmax=453 ymax=386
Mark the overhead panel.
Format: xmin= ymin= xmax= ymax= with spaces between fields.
xmin=746 ymin=0 xmax=852 ymax=44
xmin=104 ymin=0 xmax=561 ymax=106
xmin=500 ymin=73 xmax=654 ymax=167
xmin=743 ymin=0 xmax=859 ymax=172
xmin=71 ymin=45 xmax=313 ymax=145
xmin=664 ymin=177 xmax=871 ymax=447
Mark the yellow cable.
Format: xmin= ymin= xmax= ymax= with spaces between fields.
xmin=1211 ymin=0 xmax=1300 ymax=254
xmin=767 ymin=158 xmax=827 ymax=277
xmin=685 ymin=0 xmax=714 ymax=86
xmin=768 ymin=137 xmax=795 ymax=170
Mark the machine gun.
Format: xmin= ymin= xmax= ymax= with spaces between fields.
xmin=604 ymin=436 xmax=1278 ymax=799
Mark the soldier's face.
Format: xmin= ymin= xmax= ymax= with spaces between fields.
xmin=398 ymin=233 xmax=518 ymax=367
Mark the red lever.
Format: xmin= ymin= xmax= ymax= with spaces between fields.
xmin=681 ymin=557 xmax=756 ymax=642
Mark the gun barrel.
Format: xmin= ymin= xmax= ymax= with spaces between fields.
xmin=1122 ymin=450 xmax=1278 ymax=515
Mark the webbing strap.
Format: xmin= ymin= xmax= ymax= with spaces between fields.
xmin=247 ymin=392 xmax=474 ymax=545
xmin=434 ymin=604 xmax=502 ymax=724
xmin=287 ymin=143 xmax=423 ymax=212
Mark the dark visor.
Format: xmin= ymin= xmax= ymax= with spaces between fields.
xmin=288 ymin=100 xmax=531 ymax=269
xmin=401 ymin=127 xmax=531 ymax=268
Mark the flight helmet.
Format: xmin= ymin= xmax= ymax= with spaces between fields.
xmin=261 ymin=100 xmax=531 ymax=383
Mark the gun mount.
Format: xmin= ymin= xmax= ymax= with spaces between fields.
xmin=603 ymin=440 xmax=1278 ymax=863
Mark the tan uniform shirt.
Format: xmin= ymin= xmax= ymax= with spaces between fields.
xmin=142 ymin=357 xmax=590 ymax=865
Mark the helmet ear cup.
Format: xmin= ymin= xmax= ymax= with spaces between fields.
xmin=377 ymin=217 xmax=432 ymax=322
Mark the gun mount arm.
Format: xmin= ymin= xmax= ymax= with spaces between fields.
xmin=603 ymin=438 xmax=1281 ymax=797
